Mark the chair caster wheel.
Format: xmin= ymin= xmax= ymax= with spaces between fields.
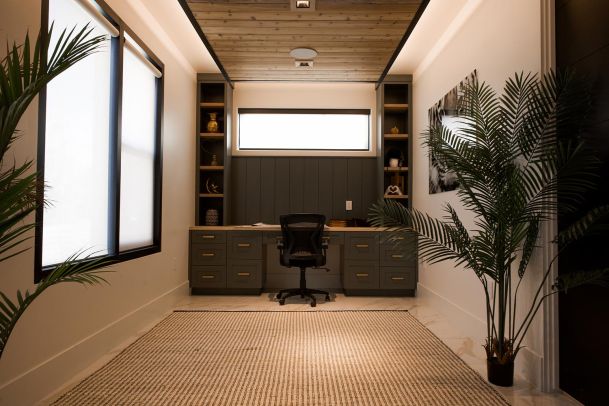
xmin=325 ymin=295 xmax=330 ymax=302
xmin=276 ymin=293 xmax=282 ymax=300
xmin=310 ymin=301 xmax=316 ymax=307
xmin=279 ymin=299 xmax=285 ymax=305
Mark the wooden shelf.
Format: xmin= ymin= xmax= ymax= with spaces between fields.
xmin=384 ymin=167 xmax=409 ymax=172
xmin=384 ymin=103 xmax=409 ymax=110
xmin=200 ymin=166 xmax=224 ymax=171
xmin=384 ymin=194 xmax=409 ymax=199
xmin=200 ymin=102 xmax=224 ymax=108
xmin=199 ymin=193 xmax=224 ymax=198
xmin=384 ymin=134 xmax=409 ymax=140
xmin=200 ymin=133 xmax=224 ymax=139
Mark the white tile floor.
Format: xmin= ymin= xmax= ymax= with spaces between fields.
xmin=176 ymin=293 xmax=581 ymax=406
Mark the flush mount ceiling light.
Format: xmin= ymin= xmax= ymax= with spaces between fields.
xmin=289 ymin=47 xmax=318 ymax=59
xmin=290 ymin=0 xmax=316 ymax=12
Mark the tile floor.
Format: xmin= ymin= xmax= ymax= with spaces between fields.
xmin=176 ymin=293 xmax=581 ymax=406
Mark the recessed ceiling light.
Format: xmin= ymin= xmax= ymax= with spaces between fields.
xmin=289 ymin=47 xmax=318 ymax=59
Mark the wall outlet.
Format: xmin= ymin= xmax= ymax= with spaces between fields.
xmin=346 ymin=200 xmax=352 ymax=211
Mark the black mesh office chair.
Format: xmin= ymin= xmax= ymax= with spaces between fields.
xmin=276 ymin=213 xmax=330 ymax=307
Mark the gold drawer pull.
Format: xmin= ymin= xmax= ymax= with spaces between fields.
xmin=391 ymin=277 xmax=405 ymax=281
xmin=395 ymin=237 xmax=404 ymax=240
xmin=201 ymin=235 xmax=215 ymax=239
xmin=237 ymin=272 xmax=250 ymax=277
xmin=201 ymin=275 xmax=215 ymax=279
xmin=237 ymin=243 xmax=251 ymax=248
xmin=391 ymin=254 xmax=404 ymax=258
xmin=201 ymin=253 xmax=215 ymax=257
xmin=356 ymin=273 xmax=369 ymax=277
xmin=355 ymin=244 xmax=369 ymax=248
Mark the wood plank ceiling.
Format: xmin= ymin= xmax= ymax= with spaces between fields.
xmin=183 ymin=0 xmax=426 ymax=82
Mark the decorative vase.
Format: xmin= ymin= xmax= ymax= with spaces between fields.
xmin=207 ymin=112 xmax=219 ymax=133
xmin=390 ymin=125 xmax=400 ymax=134
xmin=486 ymin=358 xmax=514 ymax=387
xmin=205 ymin=209 xmax=219 ymax=226
xmin=389 ymin=158 xmax=399 ymax=168
xmin=210 ymin=154 xmax=218 ymax=166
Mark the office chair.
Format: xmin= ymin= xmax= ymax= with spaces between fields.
xmin=276 ymin=213 xmax=330 ymax=307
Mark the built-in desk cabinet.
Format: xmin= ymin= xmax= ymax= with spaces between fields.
xmin=189 ymin=228 xmax=417 ymax=296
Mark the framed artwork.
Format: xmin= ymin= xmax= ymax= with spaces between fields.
xmin=428 ymin=70 xmax=478 ymax=194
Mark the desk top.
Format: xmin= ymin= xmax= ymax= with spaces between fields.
xmin=189 ymin=225 xmax=383 ymax=232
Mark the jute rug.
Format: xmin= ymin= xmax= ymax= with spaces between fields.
xmin=53 ymin=311 xmax=508 ymax=405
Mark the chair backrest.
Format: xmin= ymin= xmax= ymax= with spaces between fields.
xmin=279 ymin=213 xmax=326 ymax=267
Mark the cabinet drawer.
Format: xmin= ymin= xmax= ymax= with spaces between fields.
xmin=227 ymin=260 xmax=263 ymax=289
xmin=228 ymin=232 xmax=263 ymax=259
xmin=380 ymin=246 xmax=416 ymax=266
xmin=191 ymin=230 xmax=226 ymax=244
xmin=380 ymin=268 xmax=416 ymax=290
xmin=191 ymin=244 xmax=226 ymax=266
xmin=345 ymin=233 xmax=379 ymax=260
xmin=325 ymin=232 xmax=344 ymax=245
xmin=343 ymin=261 xmax=379 ymax=290
xmin=190 ymin=266 xmax=226 ymax=289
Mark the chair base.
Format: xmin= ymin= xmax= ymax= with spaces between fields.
xmin=276 ymin=288 xmax=330 ymax=307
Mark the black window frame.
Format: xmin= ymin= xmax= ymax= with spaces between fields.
xmin=237 ymin=108 xmax=371 ymax=151
xmin=35 ymin=0 xmax=164 ymax=282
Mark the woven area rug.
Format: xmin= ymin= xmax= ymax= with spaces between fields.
xmin=53 ymin=311 xmax=508 ymax=405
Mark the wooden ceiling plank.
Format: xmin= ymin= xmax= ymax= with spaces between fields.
xmin=195 ymin=18 xmax=414 ymax=27
xmin=184 ymin=0 xmax=424 ymax=82
xmin=193 ymin=11 xmax=416 ymax=22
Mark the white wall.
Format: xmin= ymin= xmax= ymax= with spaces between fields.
xmin=0 ymin=1 xmax=197 ymax=404
xmin=408 ymin=0 xmax=545 ymax=385
xmin=232 ymin=82 xmax=377 ymax=157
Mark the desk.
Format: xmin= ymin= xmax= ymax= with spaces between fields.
xmin=188 ymin=226 xmax=417 ymax=296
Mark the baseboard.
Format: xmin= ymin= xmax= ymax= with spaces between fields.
xmin=417 ymin=282 xmax=543 ymax=387
xmin=0 ymin=281 xmax=189 ymax=406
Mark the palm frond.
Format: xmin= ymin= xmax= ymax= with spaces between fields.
xmin=0 ymin=253 xmax=114 ymax=358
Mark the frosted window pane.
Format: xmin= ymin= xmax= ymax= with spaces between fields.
xmin=43 ymin=0 xmax=112 ymax=266
xmin=119 ymin=48 xmax=156 ymax=251
xmin=239 ymin=113 xmax=369 ymax=150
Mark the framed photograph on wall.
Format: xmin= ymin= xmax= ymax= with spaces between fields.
xmin=428 ymin=70 xmax=478 ymax=194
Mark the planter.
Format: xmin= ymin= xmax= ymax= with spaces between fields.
xmin=487 ymin=357 xmax=514 ymax=387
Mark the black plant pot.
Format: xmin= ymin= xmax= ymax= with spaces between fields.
xmin=487 ymin=357 xmax=514 ymax=387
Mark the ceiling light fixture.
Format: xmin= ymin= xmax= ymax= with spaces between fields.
xmin=289 ymin=47 xmax=318 ymax=59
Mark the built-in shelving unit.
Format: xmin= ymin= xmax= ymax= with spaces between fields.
xmin=377 ymin=76 xmax=412 ymax=208
xmin=196 ymin=74 xmax=232 ymax=226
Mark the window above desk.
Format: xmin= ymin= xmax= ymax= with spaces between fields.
xmin=235 ymin=108 xmax=374 ymax=157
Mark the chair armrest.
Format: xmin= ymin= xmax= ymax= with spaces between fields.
xmin=321 ymin=237 xmax=329 ymax=250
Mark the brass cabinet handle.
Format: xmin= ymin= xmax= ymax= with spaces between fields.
xmin=356 ymin=273 xmax=369 ymax=277
xmin=391 ymin=254 xmax=404 ymax=258
xmin=355 ymin=244 xmax=369 ymax=248
xmin=201 ymin=253 xmax=215 ymax=257
xmin=237 ymin=272 xmax=250 ymax=277
xmin=237 ymin=243 xmax=251 ymax=248
xmin=201 ymin=275 xmax=215 ymax=279
xmin=391 ymin=277 xmax=405 ymax=281
xmin=395 ymin=237 xmax=405 ymax=240
xmin=201 ymin=235 xmax=215 ymax=239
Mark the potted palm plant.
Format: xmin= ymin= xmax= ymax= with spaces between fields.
xmin=369 ymin=72 xmax=609 ymax=386
xmin=0 ymin=25 xmax=112 ymax=359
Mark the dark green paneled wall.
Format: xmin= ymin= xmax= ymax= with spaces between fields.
xmin=231 ymin=157 xmax=377 ymax=225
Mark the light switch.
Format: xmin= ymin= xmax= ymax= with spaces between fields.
xmin=346 ymin=200 xmax=353 ymax=211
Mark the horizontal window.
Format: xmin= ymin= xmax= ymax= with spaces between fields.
xmin=238 ymin=109 xmax=370 ymax=151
